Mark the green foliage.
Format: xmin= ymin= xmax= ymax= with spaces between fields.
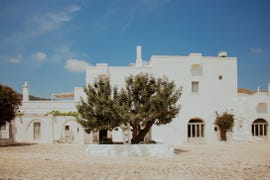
xmin=45 ymin=110 xmax=78 ymax=117
xmin=77 ymin=73 xmax=182 ymax=144
xmin=215 ymin=111 xmax=234 ymax=141
xmin=0 ymin=84 xmax=22 ymax=127
xmin=77 ymin=78 xmax=122 ymax=134
xmin=125 ymin=73 xmax=182 ymax=143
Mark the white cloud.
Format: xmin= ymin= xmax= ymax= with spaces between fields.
xmin=65 ymin=59 xmax=90 ymax=73
xmin=9 ymin=58 xmax=20 ymax=64
xmin=250 ymin=48 xmax=264 ymax=53
xmin=32 ymin=52 xmax=47 ymax=61
xmin=47 ymin=12 xmax=72 ymax=22
xmin=121 ymin=0 xmax=170 ymax=31
xmin=1 ymin=5 xmax=81 ymax=42
xmin=31 ymin=5 xmax=81 ymax=35
xmin=32 ymin=14 xmax=69 ymax=35
xmin=8 ymin=54 xmax=22 ymax=64
xmin=51 ymin=45 xmax=88 ymax=62
xmin=68 ymin=5 xmax=81 ymax=12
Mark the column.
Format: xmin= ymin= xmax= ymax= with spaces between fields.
xmin=194 ymin=124 xmax=197 ymax=138
xmin=189 ymin=124 xmax=193 ymax=138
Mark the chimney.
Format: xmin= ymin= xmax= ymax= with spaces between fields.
xmin=268 ymin=83 xmax=270 ymax=95
xmin=136 ymin=45 xmax=143 ymax=67
xmin=23 ymin=82 xmax=29 ymax=102
xmin=218 ymin=51 xmax=227 ymax=58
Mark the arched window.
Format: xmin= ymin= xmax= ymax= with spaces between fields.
xmin=252 ymin=119 xmax=268 ymax=137
xmin=187 ymin=119 xmax=205 ymax=141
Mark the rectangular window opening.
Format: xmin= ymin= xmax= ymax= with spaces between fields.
xmin=65 ymin=125 xmax=70 ymax=131
xmin=192 ymin=81 xmax=199 ymax=93
xmin=218 ymin=75 xmax=223 ymax=80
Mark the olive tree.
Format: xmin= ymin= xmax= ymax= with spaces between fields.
xmin=0 ymin=84 xmax=22 ymax=127
xmin=124 ymin=74 xmax=182 ymax=143
xmin=77 ymin=78 xmax=122 ymax=134
xmin=215 ymin=111 xmax=234 ymax=141
xmin=77 ymin=74 xmax=182 ymax=144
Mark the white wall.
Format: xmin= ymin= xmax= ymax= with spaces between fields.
xmin=85 ymin=52 xmax=238 ymax=145
xmin=15 ymin=48 xmax=270 ymax=145
xmin=14 ymin=115 xmax=91 ymax=144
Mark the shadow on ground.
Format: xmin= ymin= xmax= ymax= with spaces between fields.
xmin=0 ymin=142 xmax=36 ymax=147
xmin=174 ymin=148 xmax=189 ymax=154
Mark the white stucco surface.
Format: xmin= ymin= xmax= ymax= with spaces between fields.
xmin=3 ymin=46 xmax=269 ymax=145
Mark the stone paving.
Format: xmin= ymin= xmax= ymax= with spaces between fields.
xmin=0 ymin=143 xmax=270 ymax=179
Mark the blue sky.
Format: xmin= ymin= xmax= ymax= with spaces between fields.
xmin=0 ymin=0 xmax=270 ymax=98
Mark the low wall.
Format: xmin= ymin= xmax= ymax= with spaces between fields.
xmin=85 ymin=144 xmax=174 ymax=157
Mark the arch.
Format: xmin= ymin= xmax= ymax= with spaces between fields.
xmin=251 ymin=118 xmax=268 ymax=138
xmin=26 ymin=119 xmax=44 ymax=130
xmin=187 ymin=118 xmax=205 ymax=142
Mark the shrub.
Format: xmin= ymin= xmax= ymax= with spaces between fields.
xmin=215 ymin=111 xmax=234 ymax=141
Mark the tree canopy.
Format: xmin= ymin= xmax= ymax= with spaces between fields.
xmin=124 ymin=74 xmax=182 ymax=143
xmin=0 ymin=84 xmax=22 ymax=127
xmin=77 ymin=74 xmax=182 ymax=144
xmin=77 ymin=78 xmax=122 ymax=133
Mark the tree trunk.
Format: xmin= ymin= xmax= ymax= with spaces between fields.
xmin=220 ymin=129 xmax=227 ymax=141
xmin=131 ymin=120 xmax=154 ymax=144
xmin=131 ymin=122 xmax=139 ymax=144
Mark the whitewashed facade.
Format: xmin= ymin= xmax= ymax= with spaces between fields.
xmin=1 ymin=46 xmax=269 ymax=145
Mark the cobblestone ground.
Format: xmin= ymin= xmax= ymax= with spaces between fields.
xmin=0 ymin=143 xmax=270 ymax=179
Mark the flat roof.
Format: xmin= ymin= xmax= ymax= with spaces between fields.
xmin=51 ymin=93 xmax=74 ymax=99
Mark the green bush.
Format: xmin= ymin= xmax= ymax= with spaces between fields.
xmin=215 ymin=111 xmax=234 ymax=141
xmin=45 ymin=110 xmax=78 ymax=117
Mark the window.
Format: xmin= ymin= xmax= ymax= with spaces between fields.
xmin=0 ymin=123 xmax=9 ymax=139
xmin=191 ymin=64 xmax=202 ymax=76
xmin=0 ymin=124 xmax=6 ymax=131
xmin=187 ymin=119 xmax=205 ymax=141
xmin=33 ymin=122 xmax=41 ymax=140
xmin=256 ymin=103 xmax=267 ymax=114
xmin=65 ymin=125 xmax=70 ymax=131
xmin=218 ymin=75 xmax=223 ymax=80
xmin=252 ymin=119 xmax=268 ymax=137
xmin=192 ymin=81 xmax=199 ymax=93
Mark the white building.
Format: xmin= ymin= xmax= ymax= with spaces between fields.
xmin=1 ymin=46 xmax=269 ymax=145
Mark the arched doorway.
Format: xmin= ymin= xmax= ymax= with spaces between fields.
xmin=252 ymin=119 xmax=268 ymax=139
xmin=187 ymin=118 xmax=205 ymax=142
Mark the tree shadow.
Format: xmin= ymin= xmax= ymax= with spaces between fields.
xmin=174 ymin=148 xmax=189 ymax=155
xmin=0 ymin=142 xmax=36 ymax=147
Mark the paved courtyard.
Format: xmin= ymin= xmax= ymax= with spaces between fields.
xmin=0 ymin=142 xmax=270 ymax=179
